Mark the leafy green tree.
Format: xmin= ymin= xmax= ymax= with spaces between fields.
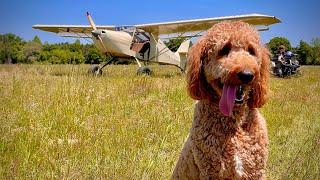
xmin=164 ymin=37 xmax=187 ymax=52
xmin=39 ymin=50 xmax=51 ymax=63
xmin=44 ymin=49 xmax=84 ymax=64
xmin=267 ymin=37 xmax=292 ymax=56
xmin=42 ymin=41 xmax=55 ymax=52
xmin=85 ymin=47 xmax=106 ymax=64
xmin=311 ymin=37 xmax=320 ymax=47
xmin=297 ymin=40 xmax=312 ymax=65
xmin=23 ymin=36 xmax=42 ymax=63
xmin=69 ymin=39 xmax=82 ymax=52
xmin=48 ymin=49 xmax=67 ymax=64
xmin=310 ymin=38 xmax=320 ymax=65
xmin=69 ymin=51 xmax=85 ymax=64
xmin=32 ymin=36 xmax=42 ymax=45
xmin=0 ymin=33 xmax=139 ymax=64
xmin=0 ymin=33 xmax=25 ymax=64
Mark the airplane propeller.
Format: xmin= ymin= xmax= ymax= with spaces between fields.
xmin=86 ymin=12 xmax=107 ymax=52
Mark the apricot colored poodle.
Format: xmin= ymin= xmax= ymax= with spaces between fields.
xmin=172 ymin=21 xmax=270 ymax=179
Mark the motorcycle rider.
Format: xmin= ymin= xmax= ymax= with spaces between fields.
xmin=277 ymin=45 xmax=286 ymax=63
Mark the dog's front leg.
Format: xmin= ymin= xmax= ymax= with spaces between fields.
xmin=172 ymin=135 xmax=200 ymax=180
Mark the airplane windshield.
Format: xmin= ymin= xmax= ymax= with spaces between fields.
xmin=114 ymin=26 xmax=150 ymax=41
xmin=114 ymin=26 xmax=135 ymax=32
xmin=134 ymin=31 xmax=150 ymax=42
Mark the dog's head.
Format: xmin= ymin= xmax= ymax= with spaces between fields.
xmin=187 ymin=21 xmax=270 ymax=116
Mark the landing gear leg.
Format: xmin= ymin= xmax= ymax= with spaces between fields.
xmin=88 ymin=57 xmax=116 ymax=75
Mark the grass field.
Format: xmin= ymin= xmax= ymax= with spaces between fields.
xmin=0 ymin=64 xmax=319 ymax=179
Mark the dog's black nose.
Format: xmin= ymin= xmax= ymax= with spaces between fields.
xmin=237 ymin=70 xmax=254 ymax=84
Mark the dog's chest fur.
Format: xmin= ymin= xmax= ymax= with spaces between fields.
xmin=190 ymin=101 xmax=268 ymax=179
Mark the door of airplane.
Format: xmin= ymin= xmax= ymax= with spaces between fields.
xmin=130 ymin=29 xmax=151 ymax=60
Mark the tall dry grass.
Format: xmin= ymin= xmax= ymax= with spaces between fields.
xmin=0 ymin=64 xmax=319 ymax=179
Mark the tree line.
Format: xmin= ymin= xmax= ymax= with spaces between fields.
xmin=266 ymin=37 xmax=320 ymax=65
xmin=1 ymin=33 xmax=320 ymax=65
xmin=0 ymin=33 xmax=106 ymax=64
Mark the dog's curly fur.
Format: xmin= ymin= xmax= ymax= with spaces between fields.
xmin=172 ymin=21 xmax=270 ymax=179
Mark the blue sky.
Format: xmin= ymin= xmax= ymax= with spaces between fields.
xmin=1 ymin=0 xmax=319 ymax=46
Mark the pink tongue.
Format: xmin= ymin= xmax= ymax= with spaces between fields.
xmin=219 ymin=85 xmax=237 ymax=116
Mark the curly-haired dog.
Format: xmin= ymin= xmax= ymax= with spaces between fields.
xmin=172 ymin=21 xmax=270 ymax=179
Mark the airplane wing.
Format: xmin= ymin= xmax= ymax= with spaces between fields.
xmin=33 ymin=13 xmax=280 ymax=38
xmin=32 ymin=25 xmax=116 ymax=38
xmin=135 ymin=13 xmax=281 ymax=36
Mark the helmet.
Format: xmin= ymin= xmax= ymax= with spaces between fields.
xmin=284 ymin=51 xmax=293 ymax=59
xmin=285 ymin=51 xmax=293 ymax=56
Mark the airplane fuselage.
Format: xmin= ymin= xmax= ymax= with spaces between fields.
xmin=91 ymin=29 xmax=187 ymax=69
xmin=92 ymin=30 xmax=134 ymax=58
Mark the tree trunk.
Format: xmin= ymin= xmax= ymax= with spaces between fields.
xmin=5 ymin=53 xmax=12 ymax=64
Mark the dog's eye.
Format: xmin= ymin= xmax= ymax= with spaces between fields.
xmin=218 ymin=43 xmax=231 ymax=57
xmin=248 ymin=46 xmax=256 ymax=56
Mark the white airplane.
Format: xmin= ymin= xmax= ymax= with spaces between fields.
xmin=33 ymin=12 xmax=280 ymax=75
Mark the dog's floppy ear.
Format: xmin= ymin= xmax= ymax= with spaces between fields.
xmin=248 ymin=46 xmax=270 ymax=108
xmin=186 ymin=40 xmax=211 ymax=100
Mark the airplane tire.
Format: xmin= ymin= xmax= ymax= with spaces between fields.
xmin=137 ymin=66 xmax=151 ymax=75
xmin=88 ymin=64 xmax=102 ymax=75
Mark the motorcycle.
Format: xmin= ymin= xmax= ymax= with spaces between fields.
xmin=271 ymin=52 xmax=301 ymax=77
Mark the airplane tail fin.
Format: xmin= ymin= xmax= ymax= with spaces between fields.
xmin=175 ymin=40 xmax=192 ymax=72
